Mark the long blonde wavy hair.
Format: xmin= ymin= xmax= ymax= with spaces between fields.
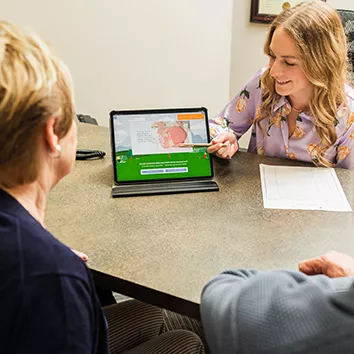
xmin=260 ymin=0 xmax=348 ymax=167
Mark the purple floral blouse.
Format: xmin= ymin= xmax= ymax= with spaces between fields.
xmin=209 ymin=68 xmax=354 ymax=169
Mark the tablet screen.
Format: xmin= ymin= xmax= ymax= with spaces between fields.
xmin=111 ymin=108 xmax=213 ymax=183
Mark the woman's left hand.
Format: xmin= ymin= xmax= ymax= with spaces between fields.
xmin=71 ymin=249 xmax=88 ymax=262
xmin=298 ymin=251 xmax=354 ymax=278
xmin=207 ymin=132 xmax=238 ymax=159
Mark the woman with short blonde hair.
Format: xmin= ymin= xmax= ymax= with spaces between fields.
xmin=0 ymin=21 xmax=204 ymax=354
xmin=0 ymin=21 xmax=75 ymax=187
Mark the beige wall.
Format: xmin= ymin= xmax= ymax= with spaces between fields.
xmin=327 ymin=0 xmax=354 ymax=11
xmin=230 ymin=0 xmax=268 ymax=148
xmin=1 ymin=0 xmax=233 ymax=125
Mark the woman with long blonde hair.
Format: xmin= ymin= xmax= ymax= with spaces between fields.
xmin=208 ymin=0 xmax=354 ymax=169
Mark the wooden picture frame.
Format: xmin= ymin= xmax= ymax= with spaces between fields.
xmin=250 ymin=0 xmax=326 ymax=24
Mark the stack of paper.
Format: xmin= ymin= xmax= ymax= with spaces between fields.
xmin=259 ymin=164 xmax=352 ymax=212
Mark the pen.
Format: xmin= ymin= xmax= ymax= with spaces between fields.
xmin=178 ymin=142 xmax=229 ymax=148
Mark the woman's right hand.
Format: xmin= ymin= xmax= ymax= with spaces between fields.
xmin=207 ymin=132 xmax=238 ymax=159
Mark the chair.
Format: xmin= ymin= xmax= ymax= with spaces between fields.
xmin=76 ymin=113 xmax=98 ymax=125
xmin=337 ymin=9 xmax=354 ymax=86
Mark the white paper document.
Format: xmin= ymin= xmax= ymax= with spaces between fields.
xmin=259 ymin=164 xmax=352 ymax=212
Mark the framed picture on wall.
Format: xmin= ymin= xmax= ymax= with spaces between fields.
xmin=250 ymin=0 xmax=326 ymax=23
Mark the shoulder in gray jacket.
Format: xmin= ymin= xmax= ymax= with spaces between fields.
xmin=201 ymin=269 xmax=354 ymax=354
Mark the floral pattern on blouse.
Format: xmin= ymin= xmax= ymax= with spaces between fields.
xmin=209 ymin=68 xmax=354 ymax=169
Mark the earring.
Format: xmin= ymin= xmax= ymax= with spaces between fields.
xmin=49 ymin=144 xmax=62 ymax=158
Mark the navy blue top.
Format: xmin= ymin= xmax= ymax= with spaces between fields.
xmin=0 ymin=189 xmax=109 ymax=354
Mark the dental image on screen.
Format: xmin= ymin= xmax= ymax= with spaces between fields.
xmin=113 ymin=111 xmax=212 ymax=182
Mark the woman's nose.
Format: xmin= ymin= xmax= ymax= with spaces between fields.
xmin=270 ymin=60 xmax=282 ymax=78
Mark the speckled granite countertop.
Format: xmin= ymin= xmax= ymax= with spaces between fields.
xmin=45 ymin=123 xmax=354 ymax=305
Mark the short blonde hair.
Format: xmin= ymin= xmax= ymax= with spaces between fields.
xmin=0 ymin=21 xmax=75 ymax=188
xmin=259 ymin=0 xmax=348 ymax=167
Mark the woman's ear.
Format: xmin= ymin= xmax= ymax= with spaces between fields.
xmin=44 ymin=116 xmax=61 ymax=156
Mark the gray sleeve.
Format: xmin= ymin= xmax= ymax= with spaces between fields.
xmin=200 ymin=269 xmax=354 ymax=354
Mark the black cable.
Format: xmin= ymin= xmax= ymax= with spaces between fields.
xmin=76 ymin=149 xmax=106 ymax=160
